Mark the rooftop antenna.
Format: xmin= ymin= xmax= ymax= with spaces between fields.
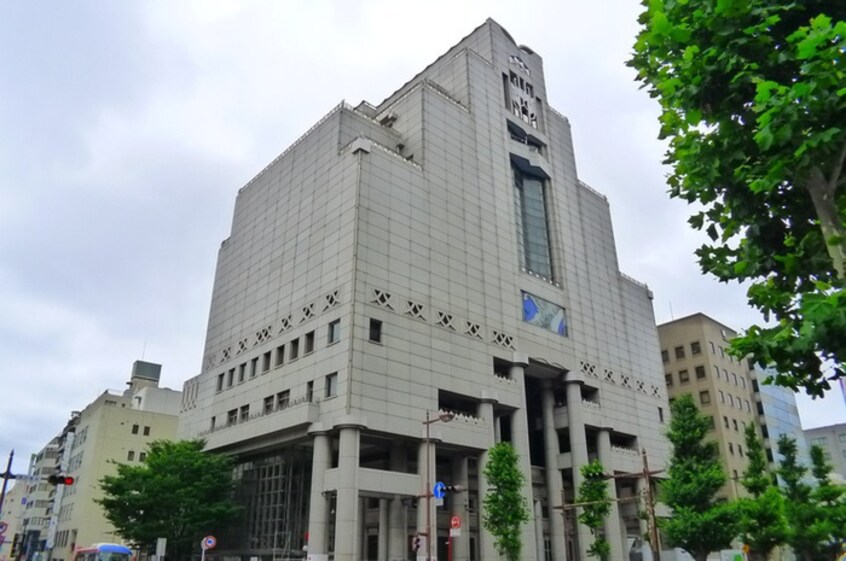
xmin=669 ymin=301 xmax=675 ymax=320
xmin=141 ymin=339 xmax=147 ymax=359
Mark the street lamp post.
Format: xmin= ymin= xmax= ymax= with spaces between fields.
xmin=423 ymin=410 xmax=454 ymax=561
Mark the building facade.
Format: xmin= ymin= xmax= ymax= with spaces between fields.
xmin=658 ymin=313 xmax=809 ymax=498
xmin=804 ymin=423 xmax=846 ymax=480
xmin=179 ymin=19 xmax=670 ymax=561
xmin=18 ymin=441 xmax=60 ymax=561
xmin=1 ymin=479 xmax=27 ymax=561
xmin=21 ymin=361 xmax=181 ymax=561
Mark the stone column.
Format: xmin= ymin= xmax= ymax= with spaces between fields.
xmin=389 ymin=445 xmax=408 ymax=561
xmin=597 ymin=428 xmax=624 ymax=561
xmin=307 ymin=425 xmax=331 ymax=561
xmin=565 ymin=379 xmax=592 ymax=561
xmin=534 ymin=500 xmax=545 ymax=561
xmin=335 ymin=422 xmax=363 ymax=561
xmin=540 ymin=380 xmax=566 ymax=561
xmin=379 ymin=499 xmax=389 ymax=561
xmin=478 ymin=394 xmax=499 ymax=561
xmin=510 ymin=354 xmax=538 ymax=561
xmin=450 ymin=455 xmax=470 ymax=561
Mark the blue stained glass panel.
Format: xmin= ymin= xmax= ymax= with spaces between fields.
xmin=521 ymin=291 xmax=568 ymax=337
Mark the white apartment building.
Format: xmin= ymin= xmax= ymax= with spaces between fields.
xmin=179 ymin=19 xmax=670 ymax=561
xmin=19 ymin=361 xmax=181 ymax=561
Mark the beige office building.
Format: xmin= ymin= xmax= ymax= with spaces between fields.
xmin=658 ymin=314 xmax=760 ymax=499
xmin=1 ymin=480 xmax=27 ymax=561
xmin=43 ymin=361 xmax=180 ymax=561
xmin=179 ymin=19 xmax=670 ymax=561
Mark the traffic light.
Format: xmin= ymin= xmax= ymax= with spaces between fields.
xmin=47 ymin=474 xmax=75 ymax=486
xmin=444 ymin=484 xmax=465 ymax=493
xmin=412 ymin=535 xmax=422 ymax=552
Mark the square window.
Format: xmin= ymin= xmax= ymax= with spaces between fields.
xmin=695 ymin=365 xmax=706 ymax=379
xmin=709 ymin=341 xmax=716 ymax=353
xmin=691 ymin=341 xmax=702 ymax=355
xmin=143 ymin=426 xmax=150 ymax=436
xmin=239 ymin=405 xmax=250 ymax=422
xmin=328 ymin=320 xmax=341 ymax=344
xmin=277 ymin=390 xmax=290 ymax=409
xmin=127 ymin=451 xmax=135 ymax=461
xmin=251 ymin=357 xmax=258 ymax=377
xmin=139 ymin=452 xmax=146 ymax=462
xmin=699 ymin=390 xmax=711 ymax=405
xmin=325 ymin=372 xmax=338 ymax=398
xmin=674 ymin=346 xmax=685 ymax=359
xmin=262 ymin=351 xmax=271 ymax=373
xmin=679 ymin=369 xmax=689 ymax=383
xmin=275 ymin=345 xmax=285 ymax=367
xmin=369 ymin=319 xmax=383 ymax=343
xmin=661 ymin=350 xmax=669 ymax=363
xmin=305 ymin=331 xmax=315 ymax=354
xmin=131 ymin=424 xmax=139 ymax=435
xmin=665 ymin=373 xmax=673 ymax=386
xmin=290 ymin=339 xmax=300 ymax=360
xmin=264 ymin=396 xmax=274 ymax=414
xmin=227 ymin=409 xmax=237 ymax=425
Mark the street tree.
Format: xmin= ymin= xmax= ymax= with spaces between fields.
xmin=482 ymin=442 xmax=530 ymax=561
xmin=629 ymin=0 xmax=846 ymax=396
xmin=737 ymin=423 xmax=787 ymax=561
xmin=808 ymin=444 xmax=846 ymax=557
xmin=776 ymin=434 xmax=823 ymax=560
xmin=576 ymin=460 xmax=611 ymax=560
xmin=97 ymin=439 xmax=240 ymax=561
xmin=661 ymin=394 xmax=738 ymax=561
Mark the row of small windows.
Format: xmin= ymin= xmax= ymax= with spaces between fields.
xmin=665 ymin=365 xmax=746 ymax=389
xmin=210 ymin=374 xmax=338 ymax=431
xmin=696 ymin=389 xmax=751 ymax=412
xmin=216 ymin=320 xmax=341 ymax=392
xmin=661 ymin=340 xmax=742 ymax=364
xmin=809 ymin=434 xmax=846 ymax=447
xmin=131 ymin=424 xmax=151 ymax=436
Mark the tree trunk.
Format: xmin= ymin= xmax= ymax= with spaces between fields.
xmin=806 ymin=163 xmax=846 ymax=280
xmin=694 ymin=552 xmax=710 ymax=561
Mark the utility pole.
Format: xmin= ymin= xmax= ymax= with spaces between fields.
xmin=0 ymin=449 xmax=14 ymax=513
xmin=641 ymin=448 xmax=662 ymax=557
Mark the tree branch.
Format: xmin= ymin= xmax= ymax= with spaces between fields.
xmin=830 ymin=139 xmax=846 ymax=192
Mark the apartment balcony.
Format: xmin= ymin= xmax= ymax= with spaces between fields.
xmin=553 ymin=398 xmax=604 ymax=430
xmin=201 ymin=397 xmax=319 ymax=452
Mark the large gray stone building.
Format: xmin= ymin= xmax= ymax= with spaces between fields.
xmin=179 ymin=19 xmax=670 ymax=561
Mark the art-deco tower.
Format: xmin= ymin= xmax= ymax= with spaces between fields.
xmin=180 ymin=19 xmax=670 ymax=561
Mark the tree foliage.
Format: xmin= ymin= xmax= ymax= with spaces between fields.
xmin=737 ymin=423 xmax=787 ymax=561
xmin=807 ymin=444 xmax=846 ymax=558
xmin=576 ymin=460 xmax=611 ymax=560
xmin=97 ymin=439 xmax=240 ymax=561
xmin=482 ymin=442 xmax=530 ymax=561
xmin=776 ymin=434 xmax=824 ymax=560
xmin=630 ymin=0 xmax=846 ymax=396
xmin=660 ymin=394 xmax=738 ymax=561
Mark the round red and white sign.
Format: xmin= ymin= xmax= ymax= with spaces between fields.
xmin=450 ymin=515 xmax=461 ymax=529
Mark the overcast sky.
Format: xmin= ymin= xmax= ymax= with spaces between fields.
xmin=2 ymin=0 xmax=843 ymax=465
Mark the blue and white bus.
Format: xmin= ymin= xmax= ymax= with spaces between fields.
xmin=74 ymin=544 xmax=133 ymax=561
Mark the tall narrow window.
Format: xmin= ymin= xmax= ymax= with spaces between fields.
xmin=513 ymin=167 xmax=552 ymax=279
xmin=325 ymin=372 xmax=338 ymax=398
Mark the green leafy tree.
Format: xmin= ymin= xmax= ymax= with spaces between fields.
xmin=482 ymin=442 xmax=530 ymax=561
xmin=629 ymin=0 xmax=846 ymax=396
xmin=660 ymin=394 xmax=738 ymax=561
xmin=807 ymin=444 xmax=846 ymax=557
xmin=737 ymin=423 xmax=787 ymax=561
xmin=576 ymin=460 xmax=611 ymax=560
xmin=97 ymin=439 xmax=240 ymax=561
xmin=776 ymin=434 xmax=824 ymax=561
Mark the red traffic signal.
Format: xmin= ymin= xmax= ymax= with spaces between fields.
xmin=47 ymin=474 xmax=75 ymax=486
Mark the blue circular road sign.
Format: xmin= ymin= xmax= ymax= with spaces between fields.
xmin=433 ymin=481 xmax=446 ymax=499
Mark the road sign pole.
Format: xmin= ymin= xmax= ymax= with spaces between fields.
xmin=0 ymin=450 xmax=14 ymax=514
